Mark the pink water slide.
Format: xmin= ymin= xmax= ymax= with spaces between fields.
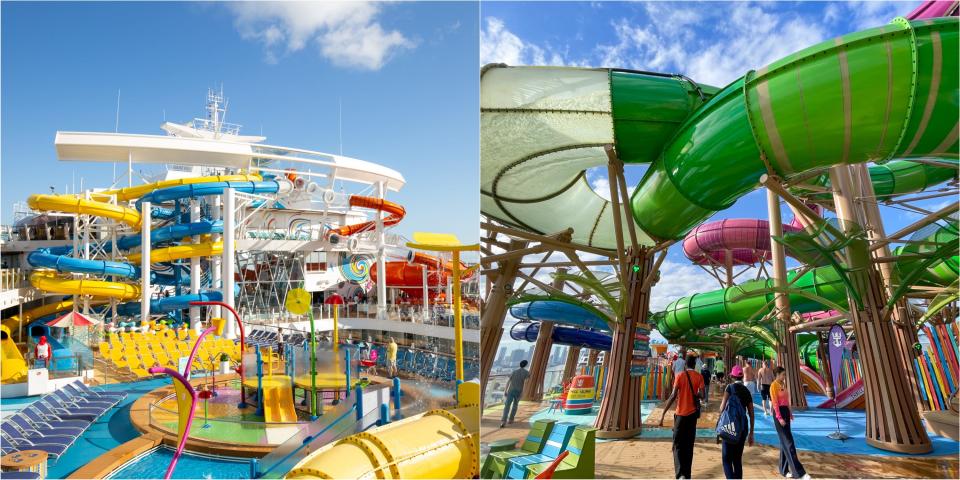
xmin=906 ymin=0 xmax=959 ymax=19
xmin=682 ymin=205 xmax=822 ymax=266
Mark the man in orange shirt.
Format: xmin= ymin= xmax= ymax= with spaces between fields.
xmin=659 ymin=352 xmax=704 ymax=479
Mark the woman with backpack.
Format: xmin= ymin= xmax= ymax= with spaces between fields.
xmin=771 ymin=366 xmax=810 ymax=479
xmin=716 ymin=365 xmax=754 ymax=479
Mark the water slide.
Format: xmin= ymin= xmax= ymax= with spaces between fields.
xmin=818 ymin=379 xmax=867 ymax=409
xmin=653 ymin=222 xmax=958 ymax=339
xmin=285 ymin=407 xmax=478 ymax=479
xmin=261 ymin=376 xmax=298 ymax=423
xmin=510 ymin=320 xmax=612 ymax=351
xmin=328 ymin=195 xmax=405 ymax=238
xmin=369 ymin=252 xmax=471 ymax=300
xmin=1 ymin=299 xmax=84 ymax=331
xmin=1 ymin=325 xmax=27 ymax=383
xmin=799 ymin=365 xmax=828 ymax=395
xmin=481 ymin=17 xmax=957 ymax=249
xmin=24 ymin=176 xmax=271 ymax=318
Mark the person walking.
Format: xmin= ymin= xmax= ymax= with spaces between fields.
xmin=717 ymin=365 xmax=755 ymax=479
xmin=387 ymin=337 xmax=399 ymax=378
xmin=771 ymin=366 xmax=809 ymax=479
xmin=658 ymin=352 xmax=704 ymax=479
xmin=757 ymin=361 xmax=775 ymax=415
xmin=500 ymin=360 xmax=530 ymax=428
xmin=742 ymin=359 xmax=758 ymax=395
xmin=700 ymin=362 xmax=712 ymax=404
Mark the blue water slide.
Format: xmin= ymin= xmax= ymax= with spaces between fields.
xmin=111 ymin=220 xmax=223 ymax=251
xmin=135 ymin=180 xmax=280 ymax=211
xmin=25 ymin=323 xmax=76 ymax=371
xmin=509 ymin=300 xmax=610 ymax=331
xmin=510 ymin=322 xmax=612 ymax=351
xmin=28 ymin=248 xmax=138 ymax=278
xmin=115 ymin=290 xmax=226 ymax=316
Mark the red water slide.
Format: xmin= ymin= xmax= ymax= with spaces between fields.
xmin=327 ymin=196 xmax=406 ymax=237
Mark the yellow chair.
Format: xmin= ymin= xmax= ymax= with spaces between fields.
xmin=99 ymin=342 xmax=111 ymax=358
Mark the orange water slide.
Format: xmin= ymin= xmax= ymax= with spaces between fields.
xmin=328 ymin=196 xmax=405 ymax=237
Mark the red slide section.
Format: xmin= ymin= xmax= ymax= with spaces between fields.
xmin=328 ymin=196 xmax=405 ymax=237
xmin=817 ymin=379 xmax=866 ymax=410
xmin=799 ymin=365 xmax=827 ymax=395
xmin=370 ymin=252 xmax=473 ymax=301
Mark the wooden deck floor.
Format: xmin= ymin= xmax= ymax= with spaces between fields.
xmin=482 ymin=399 xmax=959 ymax=479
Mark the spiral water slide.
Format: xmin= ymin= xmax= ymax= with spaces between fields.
xmin=482 ymin=17 xmax=957 ymax=247
xmin=327 ymin=195 xmax=405 ymax=238
xmin=23 ymin=175 xmax=272 ymax=317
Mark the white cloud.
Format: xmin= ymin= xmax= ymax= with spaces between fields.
xmin=480 ymin=17 xmax=575 ymax=66
xmin=227 ymin=2 xmax=414 ymax=70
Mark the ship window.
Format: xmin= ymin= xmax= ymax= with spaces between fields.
xmin=306 ymin=251 xmax=326 ymax=272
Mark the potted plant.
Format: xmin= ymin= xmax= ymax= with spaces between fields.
xmin=219 ymin=353 xmax=232 ymax=374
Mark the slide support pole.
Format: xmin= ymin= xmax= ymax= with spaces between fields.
xmin=140 ymin=202 xmax=151 ymax=324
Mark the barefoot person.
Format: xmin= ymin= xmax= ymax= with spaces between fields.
xmin=771 ymin=367 xmax=809 ymax=479
xmin=501 ymin=360 xmax=530 ymax=428
xmin=718 ymin=365 xmax=755 ymax=479
xmin=757 ymin=361 xmax=775 ymax=415
xmin=659 ymin=352 xmax=704 ymax=479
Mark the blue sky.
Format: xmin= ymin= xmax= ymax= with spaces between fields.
xmin=482 ymin=0 xmax=955 ymax=354
xmin=2 ymin=1 xmax=478 ymax=243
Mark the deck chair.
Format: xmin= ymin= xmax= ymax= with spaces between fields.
xmin=525 ymin=426 xmax=596 ymax=479
xmin=481 ymin=419 xmax=556 ymax=479
xmin=504 ymin=422 xmax=578 ymax=479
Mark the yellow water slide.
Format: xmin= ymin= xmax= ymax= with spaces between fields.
xmin=1 ymin=325 xmax=27 ymax=383
xmin=29 ymin=271 xmax=140 ymax=300
xmin=262 ymin=377 xmax=298 ymax=423
xmin=126 ymin=241 xmax=223 ymax=264
xmin=27 ymin=194 xmax=141 ymax=228
xmin=285 ymin=382 xmax=480 ymax=479
xmin=0 ymin=299 xmax=83 ymax=331
xmin=102 ymin=174 xmax=261 ymax=201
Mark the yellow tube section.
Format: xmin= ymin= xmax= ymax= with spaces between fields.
xmin=1 ymin=325 xmax=27 ymax=384
xmin=30 ymin=270 xmax=140 ymax=300
xmin=286 ymin=407 xmax=479 ymax=479
xmin=1 ymin=299 xmax=82 ymax=331
xmin=126 ymin=241 xmax=222 ymax=264
xmin=102 ymin=174 xmax=262 ymax=201
xmin=28 ymin=194 xmax=141 ymax=229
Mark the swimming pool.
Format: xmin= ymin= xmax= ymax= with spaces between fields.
xmin=106 ymin=447 xmax=250 ymax=479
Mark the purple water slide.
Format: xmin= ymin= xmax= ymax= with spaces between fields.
xmin=906 ymin=0 xmax=959 ymax=19
xmin=682 ymin=205 xmax=823 ymax=266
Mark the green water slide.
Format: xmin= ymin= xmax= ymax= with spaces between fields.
xmin=653 ymin=222 xmax=959 ymax=339
xmin=630 ymin=17 xmax=958 ymax=240
xmin=481 ymin=18 xmax=957 ymax=250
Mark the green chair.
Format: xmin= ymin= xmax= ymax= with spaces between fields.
xmin=481 ymin=419 xmax=556 ymax=479
xmin=525 ymin=426 xmax=597 ymax=479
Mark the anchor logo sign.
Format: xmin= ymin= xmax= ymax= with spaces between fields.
xmin=831 ymin=330 xmax=843 ymax=348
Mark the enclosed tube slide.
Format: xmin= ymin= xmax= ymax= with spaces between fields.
xmin=286 ymin=407 xmax=478 ymax=479
xmin=328 ymin=195 xmax=405 ymax=238
xmin=510 ymin=321 xmax=612 ymax=351
xmin=654 ymin=223 xmax=958 ymax=339
xmin=29 ymin=270 xmax=140 ymax=301
xmin=509 ymin=298 xmax=609 ymax=331
xmin=481 ymin=17 xmax=958 ymax=249
xmin=369 ymin=252 xmax=471 ymax=299
xmin=628 ymin=17 xmax=958 ymax=241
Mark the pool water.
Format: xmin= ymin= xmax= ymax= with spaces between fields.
xmin=106 ymin=447 xmax=250 ymax=479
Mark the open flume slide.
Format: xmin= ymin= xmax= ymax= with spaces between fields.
xmin=482 ymin=17 xmax=958 ymax=249
xmin=261 ymin=377 xmax=298 ymax=424
xmin=1 ymin=325 xmax=28 ymax=383
xmin=328 ymin=195 xmax=405 ymax=238
xmin=818 ymin=379 xmax=867 ymax=409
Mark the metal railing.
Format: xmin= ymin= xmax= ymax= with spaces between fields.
xmin=26 ymin=351 xmax=88 ymax=380
xmin=0 ymin=268 xmax=28 ymax=291
xmin=239 ymin=303 xmax=480 ymax=331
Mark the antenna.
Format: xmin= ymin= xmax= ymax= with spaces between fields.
xmin=338 ymin=97 xmax=343 ymax=155
xmin=115 ymin=89 xmax=121 ymax=132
